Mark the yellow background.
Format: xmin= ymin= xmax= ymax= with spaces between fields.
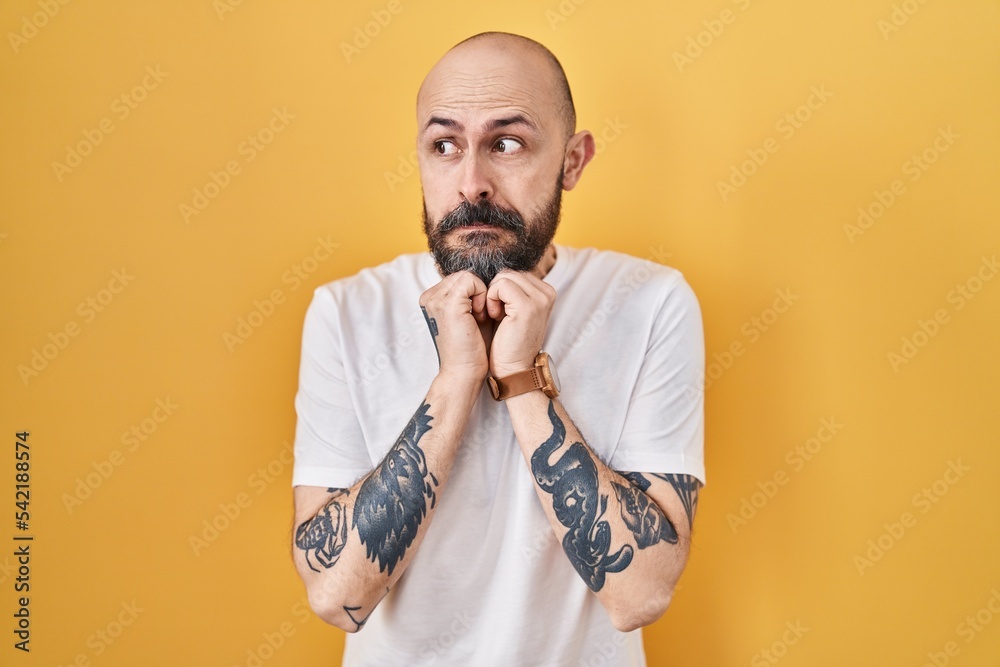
xmin=2 ymin=0 xmax=998 ymax=665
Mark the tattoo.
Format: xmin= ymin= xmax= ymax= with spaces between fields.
xmin=343 ymin=604 xmax=372 ymax=631
xmin=295 ymin=488 xmax=351 ymax=573
xmin=353 ymin=401 xmax=439 ymax=576
xmin=656 ymin=473 xmax=699 ymax=529
xmin=530 ymin=400 xmax=632 ymax=592
xmin=620 ymin=471 xmax=700 ymax=532
xmin=421 ymin=306 xmax=441 ymax=366
xmin=611 ymin=476 xmax=678 ymax=548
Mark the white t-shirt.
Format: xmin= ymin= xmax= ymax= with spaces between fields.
xmin=292 ymin=243 xmax=706 ymax=667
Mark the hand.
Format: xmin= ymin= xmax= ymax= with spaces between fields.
xmin=486 ymin=270 xmax=556 ymax=378
xmin=419 ymin=271 xmax=492 ymax=383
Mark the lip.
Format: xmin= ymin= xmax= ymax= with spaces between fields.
xmin=457 ymin=223 xmax=502 ymax=230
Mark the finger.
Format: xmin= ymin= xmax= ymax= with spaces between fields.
xmin=464 ymin=274 xmax=490 ymax=322
xmin=440 ymin=271 xmax=487 ymax=315
xmin=471 ymin=288 xmax=489 ymax=322
xmin=491 ymin=269 xmax=555 ymax=302
xmin=452 ymin=271 xmax=486 ymax=299
xmin=485 ymin=280 xmax=506 ymax=320
xmin=418 ymin=284 xmax=434 ymax=309
xmin=486 ymin=275 xmax=530 ymax=319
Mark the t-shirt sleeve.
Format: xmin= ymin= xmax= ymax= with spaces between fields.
xmin=291 ymin=286 xmax=374 ymax=488
xmin=609 ymin=271 xmax=706 ymax=487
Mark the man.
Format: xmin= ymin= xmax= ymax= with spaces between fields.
xmin=290 ymin=31 xmax=705 ymax=666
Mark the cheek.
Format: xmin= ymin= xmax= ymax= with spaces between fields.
xmin=507 ymin=161 xmax=557 ymax=201
xmin=507 ymin=183 xmax=545 ymax=217
xmin=419 ymin=166 xmax=454 ymax=203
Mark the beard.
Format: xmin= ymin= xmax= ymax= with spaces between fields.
xmin=423 ymin=167 xmax=564 ymax=286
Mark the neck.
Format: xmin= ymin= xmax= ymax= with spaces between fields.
xmin=530 ymin=243 xmax=557 ymax=281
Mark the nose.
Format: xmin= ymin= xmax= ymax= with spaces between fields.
xmin=458 ymin=151 xmax=494 ymax=203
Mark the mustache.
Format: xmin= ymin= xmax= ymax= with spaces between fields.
xmin=437 ymin=199 xmax=525 ymax=234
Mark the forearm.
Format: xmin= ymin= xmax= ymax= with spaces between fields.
xmin=293 ymin=370 xmax=481 ymax=631
xmin=506 ymin=390 xmax=690 ymax=632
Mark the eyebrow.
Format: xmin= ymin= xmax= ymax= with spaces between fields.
xmin=422 ymin=113 xmax=538 ymax=134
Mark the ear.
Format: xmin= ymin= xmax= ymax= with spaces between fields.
xmin=561 ymin=130 xmax=596 ymax=191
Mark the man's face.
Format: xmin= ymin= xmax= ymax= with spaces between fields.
xmin=416 ymin=42 xmax=570 ymax=285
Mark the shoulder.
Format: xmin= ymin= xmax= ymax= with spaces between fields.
xmin=560 ymin=244 xmax=698 ymax=310
xmin=310 ymin=251 xmax=432 ymax=309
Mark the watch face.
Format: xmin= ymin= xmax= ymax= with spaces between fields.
xmin=545 ymin=354 xmax=560 ymax=392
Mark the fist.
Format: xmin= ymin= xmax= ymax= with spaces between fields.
xmin=485 ymin=270 xmax=556 ymax=377
xmin=418 ymin=271 xmax=494 ymax=382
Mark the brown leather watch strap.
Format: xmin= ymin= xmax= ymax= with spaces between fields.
xmin=488 ymin=367 xmax=543 ymax=400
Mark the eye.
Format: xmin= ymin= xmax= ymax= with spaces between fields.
xmin=495 ymin=138 xmax=524 ymax=154
xmin=434 ymin=140 xmax=458 ymax=156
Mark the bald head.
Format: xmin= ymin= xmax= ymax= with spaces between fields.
xmin=417 ymin=31 xmax=576 ymax=142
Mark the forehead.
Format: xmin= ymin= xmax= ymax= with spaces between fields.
xmin=417 ymin=47 xmax=557 ymax=135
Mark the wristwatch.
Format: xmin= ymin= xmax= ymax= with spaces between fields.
xmin=487 ymin=351 xmax=560 ymax=401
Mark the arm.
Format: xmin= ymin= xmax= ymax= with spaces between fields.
xmin=291 ymin=270 xmax=493 ymax=632
xmin=292 ymin=371 xmax=480 ymax=632
xmin=485 ymin=268 xmax=702 ymax=632
xmin=505 ymin=391 xmax=700 ymax=632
